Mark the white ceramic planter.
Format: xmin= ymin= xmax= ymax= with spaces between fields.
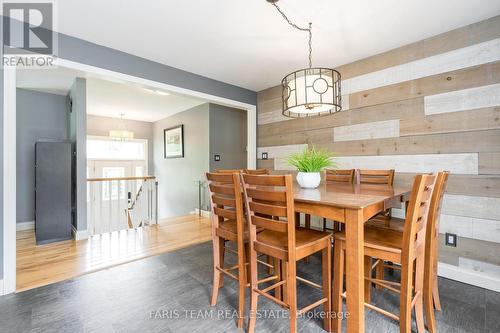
xmin=296 ymin=172 xmax=321 ymax=189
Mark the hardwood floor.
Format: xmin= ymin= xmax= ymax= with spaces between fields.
xmin=16 ymin=214 xmax=212 ymax=292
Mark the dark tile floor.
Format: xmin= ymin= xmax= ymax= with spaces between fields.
xmin=0 ymin=241 xmax=498 ymax=333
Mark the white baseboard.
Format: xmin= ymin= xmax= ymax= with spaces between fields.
xmin=438 ymin=262 xmax=500 ymax=293
xmin=0 ymin=279 xmax=4 ymax=296
xmin=191 ymin=209 xmax=211 ymax=218
xmin=71 ymin=225 xmax=89 ymax=241
xmin=16 ymin=220 xmax=34 ymax=231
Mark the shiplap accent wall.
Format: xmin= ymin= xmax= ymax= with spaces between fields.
xmin=257 ymin=16 xmax=500 ymax=280
xmin=275 ymin=153 xmax=478 ymax=174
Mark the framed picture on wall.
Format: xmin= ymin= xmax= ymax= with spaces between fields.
xmin=164 ymin=125 xmax=184 ymax=158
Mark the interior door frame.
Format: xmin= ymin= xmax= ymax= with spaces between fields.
xmin=2 ymin=57 xmax=257 ymax=295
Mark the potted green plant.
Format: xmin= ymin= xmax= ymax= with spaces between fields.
xmin=287 ymin=147 xmax=336 ymax=188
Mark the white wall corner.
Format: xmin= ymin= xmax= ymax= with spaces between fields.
xmin=16 ymin=221 xmax=35 ymax=231
xmin=71 ymin=226 xmax=89 ymax=241
xmin=0 ymin=279 xmax=4 ymax=296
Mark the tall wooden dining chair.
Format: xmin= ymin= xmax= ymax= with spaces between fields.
xmin=244 ymin=168 xmax=270 ymax=175
xmin=332 ymin=174 xmax=436 ymax=333
xmin=241 ymin=174 xmax=332 ymax=333
xmin=367 ymin=171 xmax=449 ymax=333
xmin=362 ymin=169 xmax=396 ymax=230
xmin=206 ymin=172 xmax=258 ymax=329
xmin=321 ymin=169 xmax=356 ymax=231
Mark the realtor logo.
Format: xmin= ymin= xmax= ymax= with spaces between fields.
xmin=2 ymin=0 xmax=56 ymax=68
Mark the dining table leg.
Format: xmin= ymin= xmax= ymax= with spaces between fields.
xmin=344 ymin=208 xmax=365 ymax=333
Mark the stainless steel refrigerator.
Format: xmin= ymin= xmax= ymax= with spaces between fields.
xmin=35 ymin=140 xmax=72 ymax=244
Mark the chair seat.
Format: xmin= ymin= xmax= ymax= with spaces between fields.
xmin=257 ymin=227 xmax=331 ymax=260
xmin=334 ymin=226 xmax=404 ymax=257
xmin=366 ymin=215 xmax=405 ymax=232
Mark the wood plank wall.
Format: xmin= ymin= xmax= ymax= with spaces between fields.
xmin=256 ymin=16 xmax=500 ymax=273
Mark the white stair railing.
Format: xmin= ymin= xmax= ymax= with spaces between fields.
xmin=87 ymin=176 xmax=158 ymax=236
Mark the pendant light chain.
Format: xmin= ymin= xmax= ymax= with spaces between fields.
xmin=268 ymin=0 xmax=342 ymax=118
xmin=271 ymin=2 xmax=313 ymax=68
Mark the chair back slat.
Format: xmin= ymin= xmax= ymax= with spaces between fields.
xmin=214 ymin=206 xmax=237 ymax=220
xmin=216 ymin=169 xmax=243 ymax=174
xmin=246 ymin=188 xmax=286 ymax=203
xmin=358 ymin=169 xmax=395 ymax=186
xmin=244 ymin=168 xmax=270 ymax=175
xmin=209 ymin=184 xmax=235 ymax=196
xmin=252 ymin=215 xmax=288 ymax=233
xmin=249 ymin=201 xmax=287 ymax=217
xmin=208 ymin=172 xmax=236 ymax=182
xmin=212 ymin=195 xmax=236 ymax=207
xmin=243 ymin=174 xmax=286 ymax=186
xmin=325 ymin=169 xmax=355 ymax=184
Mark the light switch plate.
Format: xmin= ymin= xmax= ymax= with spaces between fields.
xmin=445 ymin=233 xmax=457 ymax=247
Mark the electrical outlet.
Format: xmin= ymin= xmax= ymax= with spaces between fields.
xmin=445 ymin=233 xmax=457 ymax=247
xmin=214 ymin=154 xmax=221 ymax=162
xmin=261 ymin=152 xmax=268 ymax=160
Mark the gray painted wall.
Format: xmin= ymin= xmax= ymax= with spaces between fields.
xmin=209 ymin=104 xmax=247 ymax=172
xmin=153 ymin=104 xmax=210 ymax=218
xmin=68 ymin=79 xmax=87 ymax=231
xmin=0 ymin=23 xmax=256 ymax=280
xmin=87 ymin=115 xmax=155 ymax=174
xmin=16 ymin=89 xmax=69 ymax=223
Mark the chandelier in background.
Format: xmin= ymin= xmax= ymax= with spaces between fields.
xmin=109 ymin=113 xmax=134 ymax=140
xmin=267 ymin=0 xmax=342 ymax=118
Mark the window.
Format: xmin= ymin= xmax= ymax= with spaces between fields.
xmin=102 ymin=167 xmax=126 ymax=200
xmin=87 ymin=137 xmax=146 ymax=160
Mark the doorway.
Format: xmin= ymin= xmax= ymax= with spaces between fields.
xmin=2 ymin=58 xmax=257 ymax=295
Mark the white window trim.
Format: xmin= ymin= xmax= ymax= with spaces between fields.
xmin=87 ymin=135 xmax=148 ymax=164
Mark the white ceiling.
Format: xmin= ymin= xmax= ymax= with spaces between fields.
xmin=16 ymin=67 xmax=206 ymax=122
xmin=85 ymin=78 xmax=206 ymax=122
xmin=16 ymin=66 xmax=86 ymax=95
xmin=56 ymin=0 xmax=500 ymax=91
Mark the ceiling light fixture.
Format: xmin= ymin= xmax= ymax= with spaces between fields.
xmin=109 ymin=113 xmax=135 ymax=140
xmin=142 ymin=87 xmax=170 ymax=96
xmin=267 ymin=0 xmax=342 ymax=118
xmin=153 ymin=90 xmax=170 ymax=96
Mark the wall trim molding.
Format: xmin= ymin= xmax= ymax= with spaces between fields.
xmin=16 ymin=221 xmax=35 ymax=231
xmin=438 ymin=262 xmax=500 ymax=293
xmin=71 ymin=226 xmax=89 ymax=241
xmin=3 ymin=66 xmax=17 ymax=295
xmin=191 ymin=209 xmax=211 ymax=218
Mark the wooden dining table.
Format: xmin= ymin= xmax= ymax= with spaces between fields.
xmin=293 ymin=182 xmax=411 ymax=333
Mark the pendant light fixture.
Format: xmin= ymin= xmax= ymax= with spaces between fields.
xmin=267 ymin=0 xmax=342 ymax=118
xmin=109 ymin=113 xmax=135 ymax=140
